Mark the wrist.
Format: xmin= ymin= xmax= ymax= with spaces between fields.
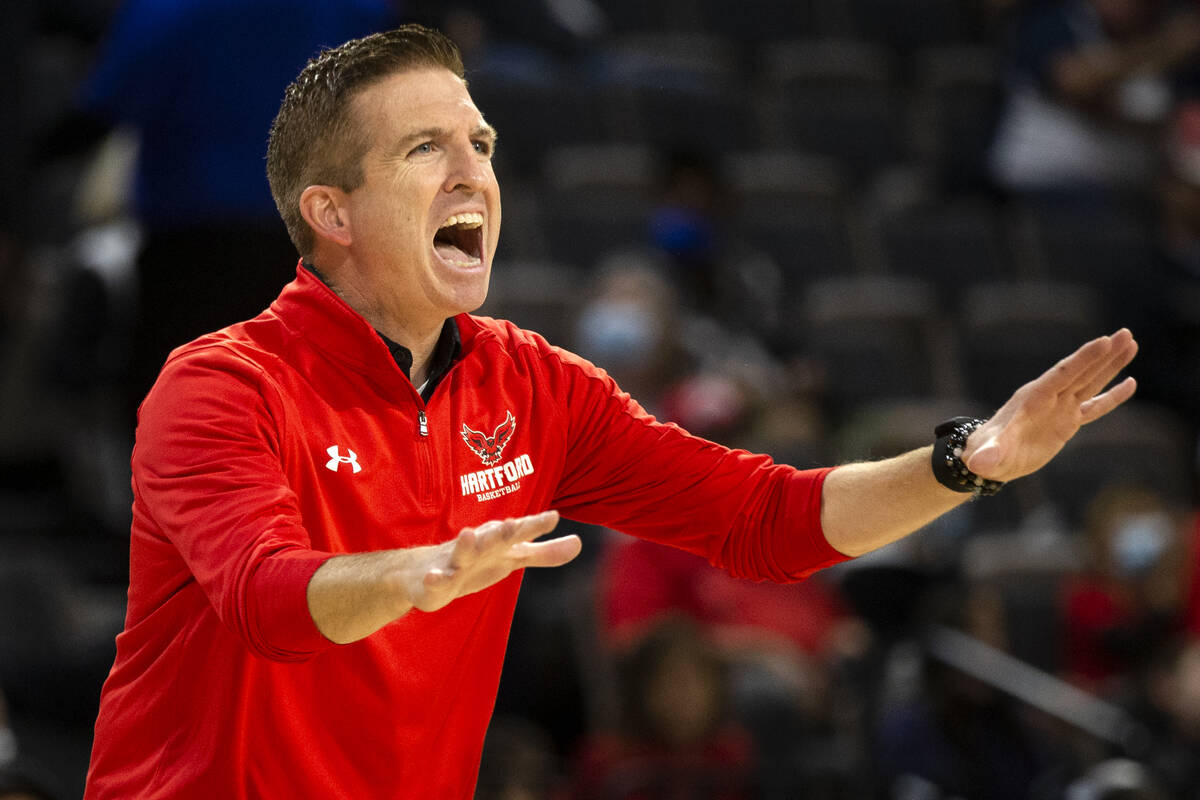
xmin=931 ymin=417 xmax=1005 ymax=496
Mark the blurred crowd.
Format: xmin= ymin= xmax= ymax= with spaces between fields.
xmin=2 ymin=0 xmax=1200 ymax=797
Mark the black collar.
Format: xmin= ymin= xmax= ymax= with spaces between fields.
xmin=379 ymin=320 xmax=461 ymax=400
xmin=302 ymin=262 xmax=462 ymax=400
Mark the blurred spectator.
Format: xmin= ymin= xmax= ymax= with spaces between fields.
xmin=1181 ymin=507 xmax=1200 ymax=637
xmin=1160 ymin=98 xmax=1200 ymax=276
xmin=597 ymin=536 xmax=868 ymax=796
xmin=648 ymin=150 xmax=728 ymax=311
xmin=573 ymin=260 xmax=689 ymax=417
xmin=1061 ymin=483 xmax=1190 ymax=693
xmin=875 ymin=583 xmax=1048 ymax=800
xmin=989 ymin=0 xmax=1200 ymax=200
xmin=475 ymin=716 xmax=564 ymax=800
xmin=645 ymin=151 xmax=787 ymax=345
xmin=599 ymin=538 xmax=855 ymax=659
xmin=569 ymin=618 xmax=755 ymax=800
xmin=74 ymin=0 xmax=397 ymax=418
xmin=1132 ymin=638 xmax=1200 ymax=795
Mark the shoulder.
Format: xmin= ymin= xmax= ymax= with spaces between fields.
xmin=460 ymin=314 xmax=607 ymax=378
xmin=163 ymin=321 xmax=284 ymax=384
xmin=140 ymin=318 xmax=292 ymax=418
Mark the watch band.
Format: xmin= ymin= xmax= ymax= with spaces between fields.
xmin=931 ymin=417 xmax=1005 ymax=496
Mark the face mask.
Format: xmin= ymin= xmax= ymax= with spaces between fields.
xmin=1110 ymin=512 xmax=1173 ymax=576
xmin=576 ymin=300 xmax=658 ymax=369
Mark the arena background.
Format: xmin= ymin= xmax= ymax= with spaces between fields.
xmin=1 ymin=1 xmax=1198 ymax=797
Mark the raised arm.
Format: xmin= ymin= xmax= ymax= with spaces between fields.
xmin=821 ymin=329 xmax=1139 ymax=556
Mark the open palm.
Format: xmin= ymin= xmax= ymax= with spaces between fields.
xmin=404 ymin=510 xmax=581 ymax=613
xmin=963 ymin=328 xmax=1139 ymax=482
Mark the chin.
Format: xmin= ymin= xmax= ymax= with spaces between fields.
xmin=447 ymin=274 xmax=491 ymax=317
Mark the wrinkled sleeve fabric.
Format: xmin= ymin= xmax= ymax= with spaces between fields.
xmin=542 ymin=345 xmax=850 ymax=582
xmin=132 ymin=345 xmax=335 ymax=660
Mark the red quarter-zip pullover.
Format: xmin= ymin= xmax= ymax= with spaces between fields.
xmin=84 ymin=266 xmax=848 ymax=798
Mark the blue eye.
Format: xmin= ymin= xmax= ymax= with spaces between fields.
xmin=411 ymin=142 xmax=433 ymax=156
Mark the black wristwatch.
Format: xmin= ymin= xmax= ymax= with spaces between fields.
xmin=931 ymin=417 xmax=1004 ymax=496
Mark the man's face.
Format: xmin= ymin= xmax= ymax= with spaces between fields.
xmin=343 ymin=68 xmax=500 ymax=331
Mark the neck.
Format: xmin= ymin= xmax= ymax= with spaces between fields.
xmin=307 ymin=257 xmax=445 ymax=388
xmin=398 ymin=324 xmax=442 ymax=389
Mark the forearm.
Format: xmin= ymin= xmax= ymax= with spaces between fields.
xmin=306 ymin=549 xmax=422 ymax=645
xmin=820 ymin=447 xmax=970 ymax=557
xmin=305 ymin=511 xmax=576 ymax=645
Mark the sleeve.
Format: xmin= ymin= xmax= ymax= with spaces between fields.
xmin=132 ymin=346 xmax=336 ymax=661
xmin=544 ymin=347 xmax=850 ymax=582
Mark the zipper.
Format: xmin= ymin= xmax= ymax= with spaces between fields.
xmin=414 ymin=404 xmax=434 ymax=508
xmin=411 ymin=342 xmax=462 ymax=507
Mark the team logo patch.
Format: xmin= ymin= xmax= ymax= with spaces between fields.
xmin=461 ymin=411 xmax=516 ymax=467
xmin=458 ymin=411 xmax=534 ymax=501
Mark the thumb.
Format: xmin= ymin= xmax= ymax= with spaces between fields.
xmin=964 ymin=436 xmax=1003 ymax=478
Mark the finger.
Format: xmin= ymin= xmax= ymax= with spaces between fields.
xmin=1035 ymin=334 xmax=1114 ymax=395
xmin=1074 ymin=332 xmax=1138 ymax=402
xmin=507 ymin=509 xmax=561 ymax=543
xmin=1079 ymin=376 xmax=1137 ymax=423
xmin=458 ymin=510 xmax=562 ymax=555
xmin=448 ymin=526 xmax=480 ymax=566
xmin=512 ymin=534 xmax=582 ymax=569
xmin=469 ymin=519 xmax=509 ymax=550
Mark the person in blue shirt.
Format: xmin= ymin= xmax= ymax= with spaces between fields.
xmin=80 ymin=0 xmax=398 ymax=416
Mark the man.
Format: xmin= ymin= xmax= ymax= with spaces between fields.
xmin=84 ymin=25 xmax=1139 ymax=799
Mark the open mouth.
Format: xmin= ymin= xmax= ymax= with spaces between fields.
xmin=433 ymin=212 xmax=484 ymax=267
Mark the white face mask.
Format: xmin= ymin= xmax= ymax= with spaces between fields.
xmin=1110 ymin=512 xmax=1174 ymax=576
xmin=576 ymin=300 xmax=659 ymax=369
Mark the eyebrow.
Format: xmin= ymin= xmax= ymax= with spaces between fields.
xmin=389 ymin=124 xmax=499 ymax=156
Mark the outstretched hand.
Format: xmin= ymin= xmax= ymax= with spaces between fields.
xmin=962 ymin=328 xmax=1138 ymax=482
xmin=403 ymin=510 xmax=581 ymax=614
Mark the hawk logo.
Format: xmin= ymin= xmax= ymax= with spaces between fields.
xmin=461 ymin=411 xmax=516 ymax=466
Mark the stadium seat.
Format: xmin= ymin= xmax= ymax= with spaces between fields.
xmin=959 ymin=280 xmax=1106 ymax=408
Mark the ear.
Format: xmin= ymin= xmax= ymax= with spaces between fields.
xmin=299 ymin=185 xmax=353 ymax=248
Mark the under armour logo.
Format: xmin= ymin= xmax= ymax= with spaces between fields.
xmin=325 ymin=445 xmax=362 ymax=473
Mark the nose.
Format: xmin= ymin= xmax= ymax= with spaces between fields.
xmin=442 ymin=141 xmax=491 ymax=194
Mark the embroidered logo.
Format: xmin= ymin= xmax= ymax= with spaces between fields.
xmin=461 ymin=411 xmax=516 ymax=467
xmin=325 ymin=445 xmax=362 ymax=474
